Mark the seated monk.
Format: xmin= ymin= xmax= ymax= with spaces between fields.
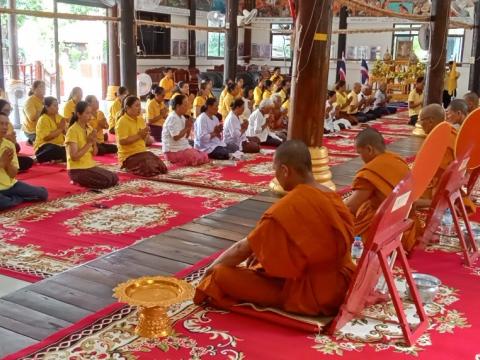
xmin=344 ymin=128 xmax=413 ymax=249
xmin=194 ymin=140 xmax=356 ymax=316
xmin=463 ymin=91 xmax=479 ymax=113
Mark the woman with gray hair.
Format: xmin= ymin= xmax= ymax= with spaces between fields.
xmin=246 ymin=99 xmax=283 ymax=147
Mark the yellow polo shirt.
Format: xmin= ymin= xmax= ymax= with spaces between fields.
xmin=193 ymin=96 xmax=206 ymax=118
xmin=408 ymin=89 xmax=424 ymax=117
xmin=89 ymin=110 xmax=107 ymax=143
xmin=160 ymin=76 xmax=175 ymax=100
xmin=115 ymin=114 xmax=147 ymax=164
xmin=282 ymin=99 xmax=289 ymax=111
xmin=22 ymin=95 xmax=43 ymax=134
xmin=347 ymin=91 xmax=359 ymax=115
xmin=335 ymin=91 xmax=348 ymax=110
xmin=262 ymin=89 xmax=272 ymax=101
xmin=34 ymin=114 xmax=65 ymax=151
xmin=278 ymin=89 xmax=287 ymax=103
xmin=7 ymin=122 xmax=14 ymax=136
xmin=220 ymin=93 xmax=234 ymax=119
xmin=65 ymin=122 xmax=97 ymax=170
xmin=62 ymin=99 xmax=76 ymax=119
xmin=0 ymin=138 xmax=18 ymax=190
xmin=146 ymin=98 xmax=166 ymax=126
xmin=108 ymin=98 xmax=122 ymax=130
xmin=253 ymin=86 xmax=262 ymax=107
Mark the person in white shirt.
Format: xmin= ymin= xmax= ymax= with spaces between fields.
xmin=194 ymin=98 xmax=236 ymax=160
xmin=241 ymin=87 xmax=253 ymax=120
xmin=373 ymin=82 xmax=397 ymax=116
xmin=224 ymin=98 xmax=260 ymax=154
xmin=246 ymin=99 xmax=282 ymax=147
xmin=358 ymin=84 xmax=378 ymax=120
xmin=162 ymin=94 xmax=209 ymax=166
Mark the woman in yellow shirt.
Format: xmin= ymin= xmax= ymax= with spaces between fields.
xmin=253 ymin=80 xmax=264 ymax=109
xmin=274 ymin=80 xmax=288 ymax=103
xmin=108 ymin=86 xmax=129 ymax=134
xmin=65 ymin=101 xmax=118 ymax=189
xmin=34 ymin=97 xmax=67 ymax=163
xmin=0 ymin=113 xmax=47 ymax=210
xmin=159 ymin=68 xmax=175 ymax=101
xmin=85 ymin=95 xmax=117 ymax=155
xmin=193 ymin=83 xmax=208 ymax=118
xmin=145 ymin=86 xmax=168 ymax=142
xmin=63 ymin=87 xmax=83 ymax=119
xmin=233 ymin=77 xmax=244 ymax=99
xmin=0 ymin=99 xmax=34 ymax=172
xmin=219 ymin=82 xmax=236 ymax=120
xmin=116 ymin=96 xmax=167 ymax=177
xmin=262 ymin=80 xmax=273 ymax=100
xmin=204 ymin=79 xmax=215 ymax=99
xmin=22 ymin=80 xmax=45 ymax=145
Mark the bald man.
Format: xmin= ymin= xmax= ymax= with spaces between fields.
xmin=446 ymin=99 xmax=469 ymax=130
xmin=345 ymin=128 xmax=413 ymax=249
xmin=347 ymin=82 xmax=372 ymax=123
xmin=463 ymin=92 xmax=479 ymax=113
xmin=195 ymin=140 xmax=356 ymax=316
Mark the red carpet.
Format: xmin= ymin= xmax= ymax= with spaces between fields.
xmin=0 ymin=180 xmax=246 ymax=282
xmin=5 ymin=248 xmax=479 ymax=360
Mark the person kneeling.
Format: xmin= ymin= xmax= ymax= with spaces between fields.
xmin=65 ymin=102 xmax=118 ymax=189
xmin=246 ymin=99 xmax=283 ymax=147
xmin=194 ymin=98 xmax=237 ymax=160
xmin=163 ymin=95 xmax=210 ymax=166
xmin=194 ymin=140 xmax=356 ymax=316
xmin=224 ymin=98 xmax=260 ymax=154
xmin=0 ymin=113 xmax=48 ymax=210
xmin=116 ymin=96 xmax=168 ymax=177
xmin=86 ymin=95 xmax=117 ymax=155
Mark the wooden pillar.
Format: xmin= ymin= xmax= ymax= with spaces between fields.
xmin=119 ymin=0 xmax=136 ymax=94
xmin=425 ymin=0 xmax=451 ymax=104
xmin=335 ymin=6 xmax=348 ymax=82
xmin=8 ymin=0 xmax=19 ymax=80
xmin=53 ymin=0 xmax=61 ymax=100
xmin=287 ymin=0 xmax=335 ymax=189
xmin=188 ymin=0 xmax=196 ymax=69
xmin=243 ymin=0 xmax=255 ymax=64
xmin=0 ymin=16 xmax=5 ymax=90
xmin=108 ymin=4 xmax=120 ymax=85
xmin=224 ymin=0 xmax=239 ymax=83
xmin=469 ymin=1 xmax=480 ymax=94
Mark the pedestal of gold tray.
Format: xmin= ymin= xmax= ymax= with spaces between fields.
xmin=114 ymin=276 xmax=194 ymax=338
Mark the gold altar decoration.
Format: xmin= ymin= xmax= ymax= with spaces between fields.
xmin=114 ymin=276 xmax=194 ymax=338
xmin=371 ymin=57 xmax=425 ymax=102
xmin=269 ymin=146 xmax=335 ymax=194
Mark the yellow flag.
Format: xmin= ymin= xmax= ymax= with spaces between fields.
xmin=447 ymin=62 xmax=457 ymax=95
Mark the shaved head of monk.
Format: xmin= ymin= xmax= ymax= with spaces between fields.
xmin=273 ymin=140 xmax=315 ymax=191
xmin=419 ymin=104 xmax=445 ymax=134
xmin=355 ymin=128 xmax=386 ymax=164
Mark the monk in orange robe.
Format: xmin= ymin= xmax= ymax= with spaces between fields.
xmin=194 ymin=140 xmax=356 ymax=316
xmin=418 ymin=103 xmax=476 ymax=212
xmin=344 ymin=128 xmax=413 ymax=249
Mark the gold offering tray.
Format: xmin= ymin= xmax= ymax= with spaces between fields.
xmin=114 ymin=276 xmax=194 ymax=338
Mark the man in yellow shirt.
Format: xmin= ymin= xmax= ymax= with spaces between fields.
xmin=0 ymin=112 xmax=48 ymax=210
xmin=443 ymin=61 xmax=460 ymax=108
xmin=160 ymin=68 xmax=175 ymax=101
xmin=347 ymin=82 xmax=369 ymax=123
xmin=408 ymin=76 xmax=424 ymax=125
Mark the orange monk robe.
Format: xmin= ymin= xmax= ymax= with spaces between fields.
xmin=351 ymin=151 xmax=416 ymax=250
xmin=421 ymin=125 xmax=476 ymax=213
xmin=194 ymin=184 xmax=356 ymax=316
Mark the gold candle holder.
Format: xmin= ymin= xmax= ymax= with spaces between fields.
xmin=114 ymin=276 xmax=194 ymax=338
xmin=268 ymin=146 xmax=335 ymax=194
xmin=412 ymin=122 xmax=426 ymax=137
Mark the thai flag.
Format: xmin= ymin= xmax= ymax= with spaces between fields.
xmin=338 ymin=55 xmax=346 ymax=81
xmin=361 ymin=59 xmax=369 ymax=84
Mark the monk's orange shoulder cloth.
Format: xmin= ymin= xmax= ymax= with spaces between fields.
xmin=352 ymin=152 xmax=410 ymax=238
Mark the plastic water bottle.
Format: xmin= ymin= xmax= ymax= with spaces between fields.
xmin=351 ymin=236 xmax=364 ymax=260
xmin=441 ymin=208 xmax=454 ymax=237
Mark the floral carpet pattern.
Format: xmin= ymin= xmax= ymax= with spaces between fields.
xmin=0 ymin=180 xmax=246 ymax=281
xmin=6 ymin=249 xmax=479 ymax=360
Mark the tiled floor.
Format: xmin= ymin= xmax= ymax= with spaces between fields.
xmin=0 ymin=275 xmax=30 ymax=297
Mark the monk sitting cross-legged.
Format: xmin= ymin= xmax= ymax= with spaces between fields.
xmin=344 ymin=128 xmax=412 ymax=247
xmin=194 ymin=140 xmax=356 ymax=316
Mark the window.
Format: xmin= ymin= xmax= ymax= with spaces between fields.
xmin=271 ymin=23 xmax=292 ymax=60
xmin=392 ymin=24 xmax=464 ymax=62
xmin=207 ymin=20 xmax=225 ymax=58
xmin=136 ymin=11 xmax=171 ymax=57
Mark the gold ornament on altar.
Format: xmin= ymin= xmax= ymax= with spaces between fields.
xmin=114 ymin=276 xmax=194 ymax=338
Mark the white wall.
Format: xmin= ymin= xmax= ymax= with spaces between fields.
xmin=133 ymin=2 xmax=474 ymax=94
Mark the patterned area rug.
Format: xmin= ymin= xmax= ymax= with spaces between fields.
xmin=4 ymin=249 xmax=478 ymax=360
xmin=0 ymin=180 xmax=246 ymax=282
